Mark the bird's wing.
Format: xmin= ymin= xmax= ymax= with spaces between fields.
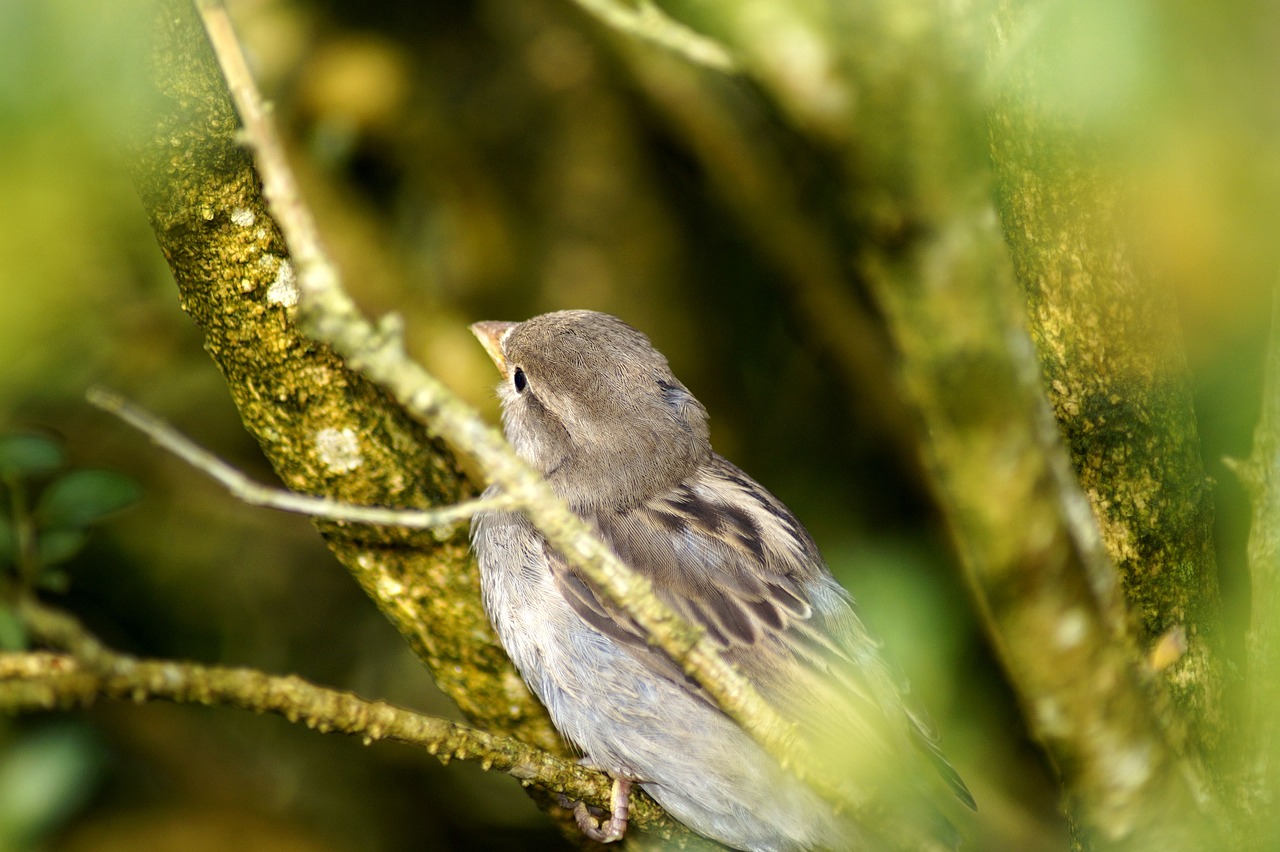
xmin=547 ymin=453 xmax=974 ymax=809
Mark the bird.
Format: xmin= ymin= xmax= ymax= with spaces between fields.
xmin=469 ymin=310 xmax=973 ymax=851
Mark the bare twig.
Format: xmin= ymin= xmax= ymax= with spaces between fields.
xmin=2 ymin=598 xmax=674 ymax=833
xmin=87 ymin=386 xmax=519 ymax=531
xmin=570 ymin=0 xmax=738 ymax=73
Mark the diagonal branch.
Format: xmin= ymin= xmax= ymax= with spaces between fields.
xmin=134 ymin=0 xmax=565 ymax=764
xmin=569 ymin=0 xmax=738 ymax=73
xmin=682 ymin=1 xmax=1226 ymax=847
xmin=192 ymin=0 xmax=861 ymax=823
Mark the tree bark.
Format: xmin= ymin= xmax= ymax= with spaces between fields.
xmin=988 ymin=0 xmax=1223 ymax=760
xmin=686 ymin=0 xmax=1222 ymax=846
xmin=131 ymin=0 xmax=563 ymax=757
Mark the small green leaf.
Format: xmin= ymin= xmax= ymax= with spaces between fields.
xmin=0 ymin=605 xmax=25 ymax=651
xmin=0 ymin=725 xmax=102 ymax=846
xmin=35 ymin=469 xmax=141 ymax=529
xmin=37 ymin=529 xmax=88 ymax=567
xmin=0 ymin=432 xmax=65 ymax=477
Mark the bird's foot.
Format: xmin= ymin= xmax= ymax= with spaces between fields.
xmin=561 ymin=777 xmax=631 ymax=844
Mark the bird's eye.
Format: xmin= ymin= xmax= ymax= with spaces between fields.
xmin=512 ymin=367 xmax=527 ymax=393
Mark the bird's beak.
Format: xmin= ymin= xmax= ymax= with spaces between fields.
xmin=470 ymin=321 xmax=517 ymax=378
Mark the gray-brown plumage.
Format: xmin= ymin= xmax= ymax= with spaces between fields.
xmin=470 ymin=310 xmax=972 ymax=851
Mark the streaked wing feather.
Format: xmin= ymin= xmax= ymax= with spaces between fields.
xmin=549 ymin=454 xmax=886 ymax=717
xmin=548 ymin=453 xmax=975 ymax=810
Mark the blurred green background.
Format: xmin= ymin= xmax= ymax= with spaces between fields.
xmin=2 ymin=0 xmax=1276 ymax=849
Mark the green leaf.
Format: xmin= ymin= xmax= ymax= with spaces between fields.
xmin=0 ymin=725 xmax=102 ymax=847
xmin=0 ymin=605 xmax=25 ymax=651
xmin=35 ymin=469 xmax=141 ymax=529
xmin=0 ymin=432 xmax=65 ymax=478
xmin=36 ymin=528 xmax=88 ymax=567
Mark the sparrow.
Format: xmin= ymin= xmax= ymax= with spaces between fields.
xmin=470 ymin=310 xmax=973 ymax=851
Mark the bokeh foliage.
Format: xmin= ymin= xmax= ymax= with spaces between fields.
xmin=2 ymin=0 xmax=1277 ymax=849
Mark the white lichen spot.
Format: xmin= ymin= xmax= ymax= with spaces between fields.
xmin=230 ymin=207 xmax=256 ymax=227
xmin=1034 ymin=697 xmax=1067 ymax=736
xmin=266 ymin=257 xmax=299 ymax=307
xmin=377 ymin=575 xmax=405 ymax=599
xmin=315 ymin=427 xmax=362 ymax=473
xmin=1055 ymin=608 xmax=1088 ymax=649
xmin=1112 ymin=743 xmax=1153 ymax=792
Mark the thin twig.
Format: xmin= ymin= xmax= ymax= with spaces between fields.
xmin=2 ymin=598 xmax=673 ymax=833
xmin=194 ymin=0 xmax=851 ymax=820
xmin=86 ymin=387 xmax=518 ymax=530
xmin=570 ymin=0 xmax=738 ymax=73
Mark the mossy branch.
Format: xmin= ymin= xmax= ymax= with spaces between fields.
xmin=0 ymin=597 xmax=676 ymax=836
xmin=134 ymin=0 xmax=555 ymax=758
xmin=988 ymin=0 xmax=1223 ymax=761
xmin=682 ymin=1 xmax=1225 ymax=847
xmin=196 ymin=0 xmax=809 ymax=796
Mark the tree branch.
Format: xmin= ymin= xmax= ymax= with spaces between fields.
xmin=569 ymin=0 xmax=738 ymax=73
xmin=687 ymin=1 xmax=1224 ymax=847
xmin=191 ymin=0 xmax=872 ymax=826
xmin=1 ymin=598 xmax=676 ymax=835
xmin=617 ymin=48 xmax=924 ymax=486
xmin=988 ymin=0 xmax=1223 ymax=760
xmin=87 ymin=386 xmax=519 ymax=531
xmin=134 ymin=0 xmax=561 ymax=761
xmin=127 ymin=0 xmax=919 ymax=845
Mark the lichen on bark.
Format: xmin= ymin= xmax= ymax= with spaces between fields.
xmin=129 ymin=0 xmax=563 ymax=755
xmin=988 ymin=0 xmax=1224 ymax=760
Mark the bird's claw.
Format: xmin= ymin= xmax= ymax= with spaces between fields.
xmin=566 ymin=777 xmax=631 ymax=843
